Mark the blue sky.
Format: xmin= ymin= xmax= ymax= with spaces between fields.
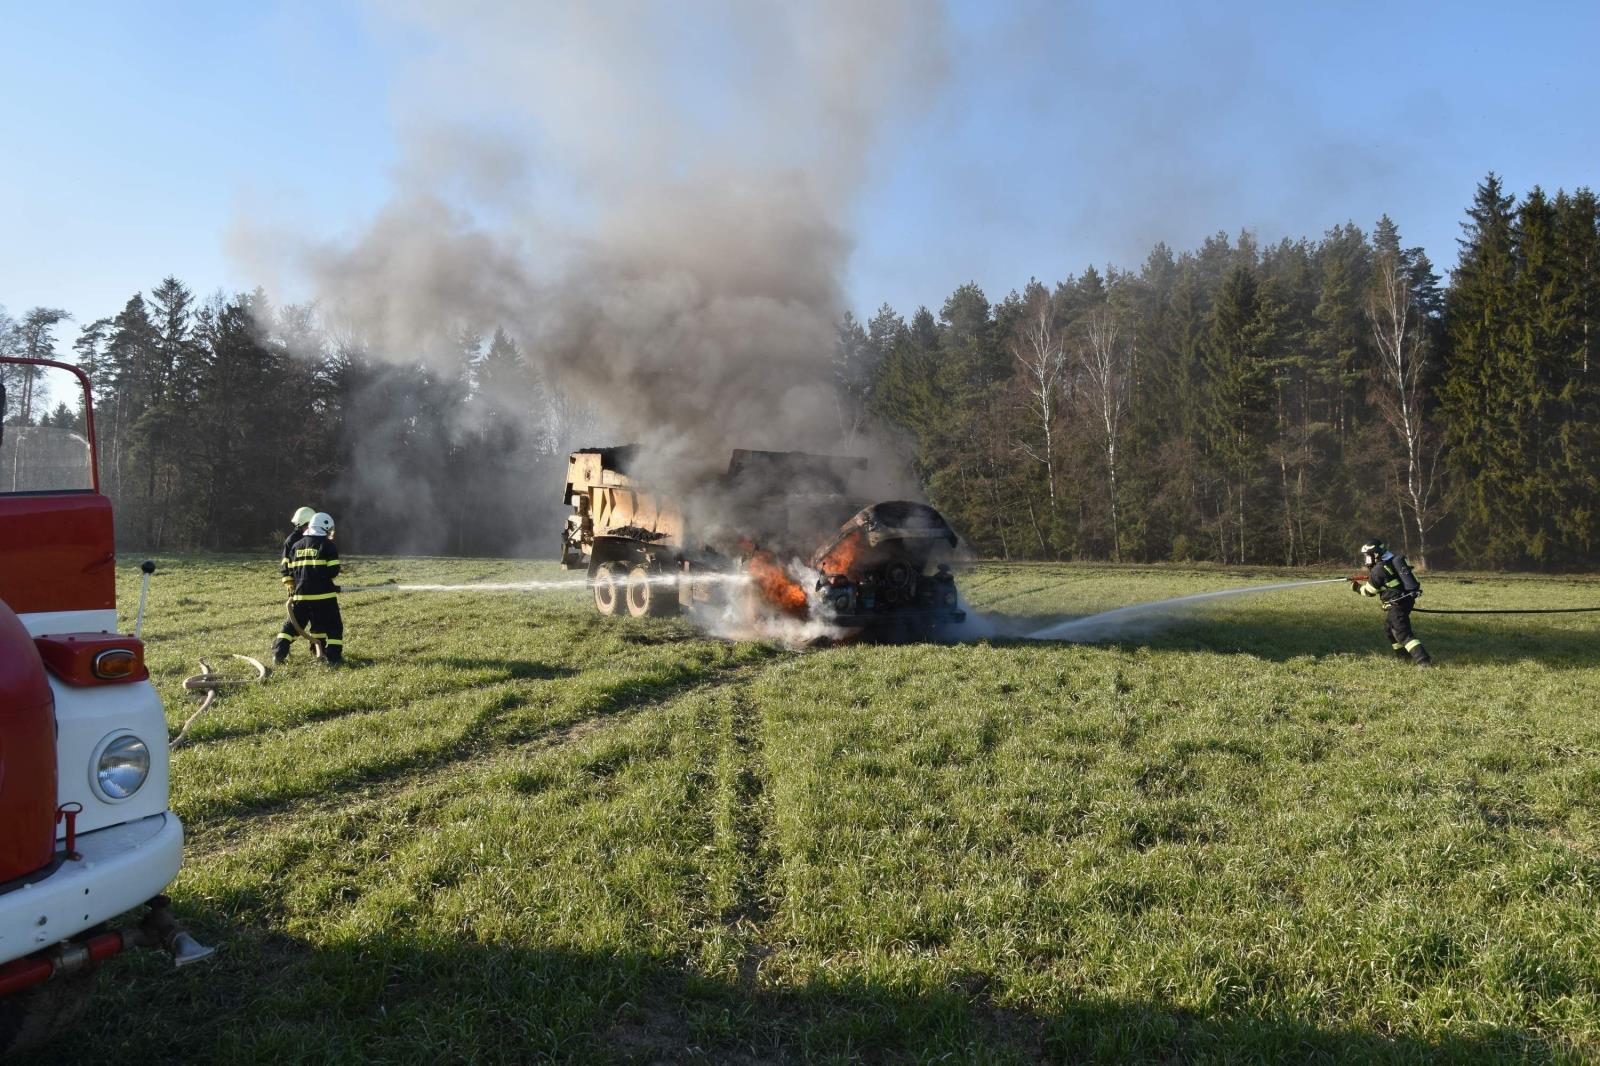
xmin=3 ymin=1 xmax=1598 ymax=351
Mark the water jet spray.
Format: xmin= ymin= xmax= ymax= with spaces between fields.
xmin=1027 ymin=579 xmax=1346 ymax=642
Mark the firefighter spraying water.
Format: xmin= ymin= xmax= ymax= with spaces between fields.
xmin=282 ymin=505 xmax=315 ymax=577
xmin=272 ymin=511 xmax=344 ymax=666
xmin=1351 ymin=537 xmax=1433 ymax=667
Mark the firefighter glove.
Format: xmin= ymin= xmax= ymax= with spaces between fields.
xmin=282 ymin=576 xmax=293 ymax=589
xmin=1350 ymin=580 xmax=1360 ymax=593
xmin=1360 ymin=584 xmax=1378 ymax=597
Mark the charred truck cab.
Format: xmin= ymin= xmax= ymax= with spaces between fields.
xmin=0 ymin=358 xmax=207 ymax=1052
xmin=561 ymin=446 xmax=965 ymax=633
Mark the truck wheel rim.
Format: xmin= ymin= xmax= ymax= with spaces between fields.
xmin=594 ymin=567 xmax=619 ymax=612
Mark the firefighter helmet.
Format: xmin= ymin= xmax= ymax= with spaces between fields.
xmin=291 ymin=506 xmax=316 ymax=527
xmin=1360 ymin=538 xmax=1388 ymax=565
xmin=308 ymin=512 xmax=335 ymax=537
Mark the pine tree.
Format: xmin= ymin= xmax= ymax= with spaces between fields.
xmin=1201 ymin=265 xmax=1276 ymax=562
xmin=831 ymin=311 xmax=876 ymax=447
xmin=1441 ymin=173 xmax=1527 ymax=566
xmin=135 ymin=278 xmax=202 ymax=546
xmin=1553 ymin=189 xmax=1600 ymax=554
xmin=100 ymin=295 xmax=158 ymax=512
xmin=1538 ymin=190 xmax=1600 ymax=559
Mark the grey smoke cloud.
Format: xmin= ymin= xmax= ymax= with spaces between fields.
xmin=237 ymin=0 xmax=947 ymax=484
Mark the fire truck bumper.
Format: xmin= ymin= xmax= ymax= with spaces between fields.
xmin=0 ymin=812 xmax=182 ymax=964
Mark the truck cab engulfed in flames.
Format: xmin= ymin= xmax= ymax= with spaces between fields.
xmin=561 ymin=446 xmax=966 ymax=634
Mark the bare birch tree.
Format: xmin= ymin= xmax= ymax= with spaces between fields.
xmin=1079 ymin=307 xmax=1131 ymax=560
xmin=1367 ymin=251 xmax=1443 ymax=567
xmin=1010 ymin=307 xmax=1068 ymax=524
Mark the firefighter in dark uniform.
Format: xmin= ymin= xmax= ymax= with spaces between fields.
xmin=272 ymin=511 xmax=344 ymax=666
xmin=281 ymin=505 xmax=316 ymax=581
xmin=273 ymin=505 xmax=317 ymax=661
xmin=1353 ymin=537 xmax=1432 ymax=667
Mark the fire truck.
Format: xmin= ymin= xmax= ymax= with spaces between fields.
xmin=0 ymin=358 xmax=209 ymax=1053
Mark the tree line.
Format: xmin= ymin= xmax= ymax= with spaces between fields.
xmin=2 ymin=283 xmax=574 ymax=556
xmin=847 ymin=174 xmax=1598 ymax=569
xmin=3 ymin=173 xmax=1596 ymax=567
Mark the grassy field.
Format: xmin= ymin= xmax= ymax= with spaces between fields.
xmin=33 ymin=556 xmax=1600 ymax=1063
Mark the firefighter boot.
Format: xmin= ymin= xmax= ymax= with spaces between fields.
xmin=1406 ymin=639 xmax=1433 ymax=667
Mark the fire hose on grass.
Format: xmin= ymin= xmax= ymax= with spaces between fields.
xmin=162 ymin=573 xmax=599 ymax=749
xmin=132 ymin=561 xmax=266 ymax=748
xmin=172 ymin=655 xmax=268 ymax=749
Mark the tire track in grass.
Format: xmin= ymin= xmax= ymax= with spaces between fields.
xmin=702 ymin=684 xmax=779 ymax=991
xmin=165 ymin=666 xmax=538 ymax=748
xmin=179 ymin=643 xmax=783 ymax=824
xmin=182 ymin=655 xmax=787 ymax=862
xmin=174 ymin=682 xmax=520 ymax=822
xmin=148 ymin=664 xmax=795 ymax=1065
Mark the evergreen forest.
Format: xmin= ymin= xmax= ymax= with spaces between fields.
xmin=3 ymin=175 xmax=1596 ymax=569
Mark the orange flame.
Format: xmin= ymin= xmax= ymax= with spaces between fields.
xmin=815 ymin=528 xmax=867 ymax=578
xmin=747 ymin=549 xmax=809 ymax=618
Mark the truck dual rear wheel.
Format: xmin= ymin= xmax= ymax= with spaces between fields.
xmin=626 ymin=564 xmax=680 ymax=618
xmin=593 ymin=563 xmax=623 ymax=616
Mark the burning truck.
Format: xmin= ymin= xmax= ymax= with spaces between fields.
xmin=560 ymin=446 xmax=965 ymax=634
xmin=1 ymin=359 xmax=209 ymax=1053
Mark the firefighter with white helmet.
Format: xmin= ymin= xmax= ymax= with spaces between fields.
xmin=280 ymin=505 xmax=317 ymax=587
xmin=272 ymin=511 xmax=345 ymax=666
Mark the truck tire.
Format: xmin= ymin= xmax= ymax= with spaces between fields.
xmin=625 ymin=564 xmax=679 ymax=618
xmin=593 ymin=563 xmax=622 ymax=616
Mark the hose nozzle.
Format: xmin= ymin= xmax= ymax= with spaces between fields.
xmin=134 ymin=559 xmax=156 ymax=638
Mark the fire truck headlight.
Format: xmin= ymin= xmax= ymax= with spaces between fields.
xmin=92 ymin=732 xmax=151 ymax=802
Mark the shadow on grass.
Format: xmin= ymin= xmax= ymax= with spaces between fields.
xmin=429 ymin=657 xmax=580 ymax=682
xmin=965 ymin=612 xmax=1600 ymax=670
xmin=191 ymin=656 xmax=765 ymax=824
xmin=40 ymin=924 xmax=1558 ymax=1064
xmin=173 ymin=663 xmax=573 ymax=748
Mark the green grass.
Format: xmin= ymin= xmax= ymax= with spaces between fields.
xmin=34 ymin=556 xmax=1600 ymax=1063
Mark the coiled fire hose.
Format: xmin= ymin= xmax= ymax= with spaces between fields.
xmin=172 ymin=655 xmax=268 ymax=749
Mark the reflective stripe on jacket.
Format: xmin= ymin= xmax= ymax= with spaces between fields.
xmin=287 ymin=534 xmax=341 ymax=601
xmin=1362 ymin=554 xmax=1420 ymax=605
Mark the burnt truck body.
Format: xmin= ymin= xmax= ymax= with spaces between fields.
xmin=560 ymin=446 xmax=965 ymax=631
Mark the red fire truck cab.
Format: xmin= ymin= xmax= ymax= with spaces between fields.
xmin=0 ymin=358 xmax=208 ymax=1048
